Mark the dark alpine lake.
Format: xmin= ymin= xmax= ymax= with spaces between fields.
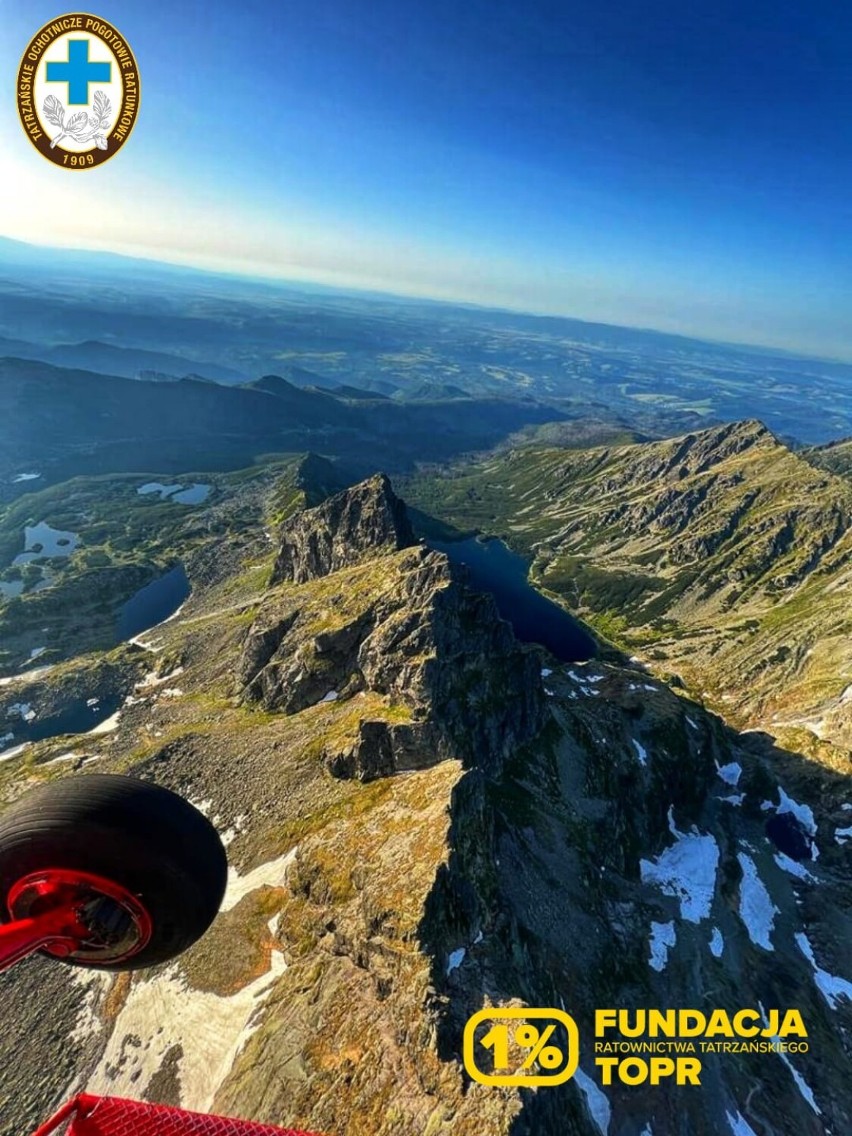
xmin=25 ymin=694 xmax=123 ymax=743
xmin=118 ymin=564 xmax=191 ymax=641
xmin=430 ymin=537 xmax=595 ymax=662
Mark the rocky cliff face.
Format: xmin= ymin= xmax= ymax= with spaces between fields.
xmin=805 ymin=436 xmax=852 ymax=480
xmin=241 ymin=476 xmax=546 ymax=778
xmin=269 ymin=473 xmax=416 ymax=585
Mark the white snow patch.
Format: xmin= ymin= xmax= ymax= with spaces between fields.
xmin=834 ymin=826 xmax=852 ymax=846
xmin=44 ymin=752 xmax=84 ymax=766
xmin=0 ymin=665 xmax=53 ymax=686
xmin=473 ymin=930 xmax=484 ymax=945
xmin=648 ymin=921 xmax=676 ymax=971
xmin=218 ymin=813 xmax=248 ymax=849
xmin=86 ymin=697 xmax=99 ymax=707
xmin=574 ymin=1067 xmax=611 ymax=1135
xmin=726 ymin=1110 xmax=759 ymax=1136
xmin=68 ymin=970 xmax=112 ymax=1044
xmin=136 ymin=666 xmax=184 ymax=690
xmin=780 ymin=1055 xmax=820 ymax=1115
xmin=128 ymin=635 xmax=159 ymax=652
xmin=777 ymin=788 xmax=816 ymax=836
xmin=716 ymin=761 xmax=742 ymax=787
xmin=709 ymin=927 xmax=724 ymax=958
xmin=446 ymin=948 xmax=466 ymax=975
xmin=686 ymin=716 xmax=698 ymax=729
xmin=736 ymin=853 xmax=778 ymax=951
xmin=842 ymin=803 xmax=852 ymax=812
xmin=758 ymin=1002 xmax=820 ymax=1115
xmin=632 ymin=738 xmax=649 ymax=766
xmin=7 ymin=702 xmax=36 ymax=722
xmin=12 ymin=472 xmax=42 ymax=483
xmin=220 ymin=848 xmax=298 ymax=913
xmin=319 ymin=690 xmax=339 ymax=703
xmin=541 ymin=668 xmax=553 ymax=678
xmin=640 ymin=817 xmax=719 ymax=923
xmin=769 ymin=787 xmax=819 ymax=857
xmin=0 ymin=742 xmax=29 ymax=762
xmin=76 ymin=849 xmax=302 ymax=1104
xmin=719 ymin=794 xmax=745 ymax=806
xmin=84 ymin=953 xmax=286 ymax=1110
xmin=87 ymin=711 xmax=121 ymax=735
xmin=774 ymin=853 xmax=817 ymax=881
xmin=28 ymin=646 xmax=47 ymax=661
xmin=794 ymin=933 xmax=852 ymax=1009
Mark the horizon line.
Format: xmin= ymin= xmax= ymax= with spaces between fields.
xmin=1 ymin=230 xmax=850 ymax=369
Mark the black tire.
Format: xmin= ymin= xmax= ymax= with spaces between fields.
xmin=0 ymin=774 xmax=228 ymax=970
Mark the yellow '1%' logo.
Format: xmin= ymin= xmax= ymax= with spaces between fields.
xmin=16 ymin=13 xmax=140 ymax=169
xmin=463 ymin=1007 xmax=579 ymax=1087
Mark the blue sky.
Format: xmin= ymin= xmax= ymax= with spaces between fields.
xmin=2 ymin=0 xmax=850 ymax=357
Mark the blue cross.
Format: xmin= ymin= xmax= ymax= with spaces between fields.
xmin=46 ymin=40 xmax=111 ymax=105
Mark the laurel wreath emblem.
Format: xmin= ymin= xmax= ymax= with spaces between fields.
xmin=43 ymin=90 xmax=112 ymax=150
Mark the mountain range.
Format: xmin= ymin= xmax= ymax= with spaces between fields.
xmin=0 ymin=358 xmax=561 ymax=492
xmin=3 ymin=236 xmax=852 ymax=445
xmin=404 ymin=420 xmax=852 ymax=760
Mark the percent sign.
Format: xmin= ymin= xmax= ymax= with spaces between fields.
xmin=481 ymin=1021 xmax=565 ymax=1071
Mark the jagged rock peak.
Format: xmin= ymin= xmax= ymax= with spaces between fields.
xmin=657 ymin=418 xmax=775 ymax=465
xmin=270 ymin=473 xmax=416 ymax=585
xmin=293 ymin=453 xmax=341 ymax=506
xmin=241 ymin=544 xmax=547 ymax=778
xmin=706 ymin=417 xmax=775 ymax=448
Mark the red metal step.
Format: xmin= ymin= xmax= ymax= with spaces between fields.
xmin=32 ymin=1094 xmax=323 ymax=1136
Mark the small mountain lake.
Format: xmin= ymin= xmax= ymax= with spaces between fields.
xmin=6 ymin=694 xmax=123 ymax=747
xmin=430 ymin=537 xmax=595 ymax=662
xmin=137 ymin=482 xmax=212 ymax=505
xmin=118 ymin=564 xmax=191 ymax=641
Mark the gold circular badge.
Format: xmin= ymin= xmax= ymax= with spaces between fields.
xmin=16 ymin=13 xmax=140 ymax=169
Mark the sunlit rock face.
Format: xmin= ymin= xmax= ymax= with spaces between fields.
xmin=270 ymin=473 xmax=416 ymax=585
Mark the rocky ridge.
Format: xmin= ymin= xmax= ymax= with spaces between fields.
xmin=241 ymin=476 xmax=546 ymax=778
xmin=270 ymin=473 xmax=416 ymax=585
xmin=402 ymin=420 xmax=852 ymax=747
